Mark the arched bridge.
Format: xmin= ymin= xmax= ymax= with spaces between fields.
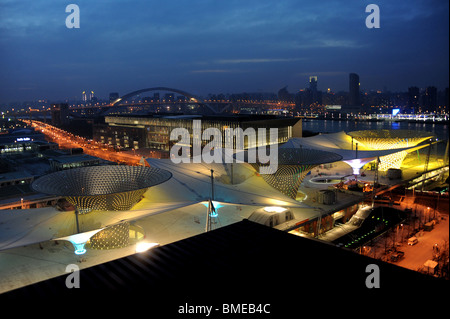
xmin=111 ymin=86 xmax=229 ymax=114
xmin=111 ymin=87 xmax=200 ymax=106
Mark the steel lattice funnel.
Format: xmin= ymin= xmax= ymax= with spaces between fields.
xmin=32 ymin=165 xmax=172 ymax=213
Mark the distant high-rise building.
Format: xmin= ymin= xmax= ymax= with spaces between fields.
xmin=445 ymin=87 xmax=449 ymax=109
xmin=308 ymin=75 xmax=321 ymax=105
xmin=408 ymin=86 xmax=420 ymax=113
xmin=89 ymin=91 xmax=95 ymax=101
xmin=309 ymin=76 xmax=318 ymax=93
xmin=349 ymin=73 xmax=360 ymax=106
xmin=82 ymin=91 xmax=87 ymax=102
xmin=109 ymin=92 xmax=119 ymax=103
xmin=423 ymin=86 xmax=437 ymax=112
xmin=277 ymin=86 xmax=293 ymax=102
xmin=51 ymin=103 xmax=69 ymax=126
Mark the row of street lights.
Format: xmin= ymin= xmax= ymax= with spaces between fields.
xmin=25 ymin=120 xmax=143 ymax=166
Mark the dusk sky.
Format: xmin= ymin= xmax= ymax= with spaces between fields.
xmin=0 ymin=0 xmax=448 ymax=103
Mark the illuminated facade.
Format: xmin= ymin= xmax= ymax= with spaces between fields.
xmin=348 ymin=130 xmax=434 ymax=171
xmin=31 ymin=165 xmax=172 ymax=214
xmin=94 ymin=114 xmax=302 ymax=156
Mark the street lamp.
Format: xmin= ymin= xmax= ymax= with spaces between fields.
xmin=400 ymin=224 xmax=404 ymax=243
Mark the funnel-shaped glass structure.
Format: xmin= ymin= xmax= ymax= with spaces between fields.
xmin=32 ymin=165 xmax=172 ymax=213
xmin=250 ymin=148 xmax=342 ymax=199
xmin=348 ymin=130 xmax=434 ymax=171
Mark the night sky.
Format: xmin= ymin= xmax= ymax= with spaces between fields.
xmin=0 ymin=0 xmax=448 ymax=103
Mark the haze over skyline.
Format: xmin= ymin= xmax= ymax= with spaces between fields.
xmin=0 ymin=0 xmax=448 ymax=103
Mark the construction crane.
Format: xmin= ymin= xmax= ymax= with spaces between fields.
xmin=421 ymin=139 xmax=433 ymax=192
xmin=445 ymin=139 xmax=449 ymax=167
xmin=371 ymin=156 xmax=380 ymax=208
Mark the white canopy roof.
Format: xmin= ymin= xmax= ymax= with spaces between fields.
xmin=144 ymin=158 xmax=310 ymax=207
xmin=0 ymin=158 xmax=319 ymax=251
xmin=281 ymin=131 xmax=428 ymax=161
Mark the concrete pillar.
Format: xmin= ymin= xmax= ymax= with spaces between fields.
xmin=292 ymin=118 xmax=302 ymax=138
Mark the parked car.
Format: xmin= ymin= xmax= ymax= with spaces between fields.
xmin=390 ymin=251 xmax=405 ymax=262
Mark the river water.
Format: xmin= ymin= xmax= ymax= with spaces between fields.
xmin=302 ymin=119 xmax=449 ymax=141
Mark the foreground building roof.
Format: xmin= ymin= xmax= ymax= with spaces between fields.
xmin=2 ymin=220 xmax=445 ymax=308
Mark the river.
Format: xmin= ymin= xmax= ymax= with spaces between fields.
xmin=302 ymin=119 xmax=449 ymax=142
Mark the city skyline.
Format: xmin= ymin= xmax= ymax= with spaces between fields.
xmin=0 ymin=0 xmax=448 ymax=103
xmin=2 ymin=72 xmax=449 ymax=108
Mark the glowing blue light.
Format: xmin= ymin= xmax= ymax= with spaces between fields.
xmin=210 ymin=211 xmax=218 ymax=218
xmin=57 ymin=229 xmax=103 ymax=255
xmin=74 ymin=243 xmax=87 ymax=255
xmin=16 ymin=137 xmax=31 ymax=142
xmin=202 ymin=200 xmax=221 ymax=218
xmin=201 ymin=201 xmax=223 ymax=210
xmin=392 ymin=108 xmax=400 ymax=116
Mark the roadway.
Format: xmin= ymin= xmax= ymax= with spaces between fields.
xmin=396 ymin=216 xmax=448 ymax=270
xmin=23 ymin=120 xmax=143 ymax=166
xmin=375 ymin=212 xmax=448 ymax=275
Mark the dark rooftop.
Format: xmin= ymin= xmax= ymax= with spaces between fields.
xmin=2 ymin=219 xmax=447 ymax=313
xmin=106 ymin=113 xmax=297 ymax=123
